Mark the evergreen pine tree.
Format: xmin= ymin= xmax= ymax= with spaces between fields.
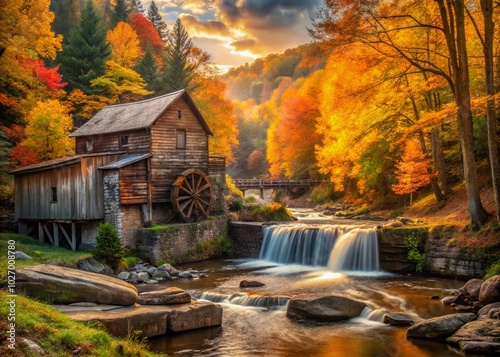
xmin=59 ymin=0 xmax=111 ymax=94
xmin=50 ymin=0 xmax=80 ymax=40
xmin=134 ymin=46 xmax=160 ymax=92
xmin=146 ymin=0 xmax=168 ymax=41
xmin=162 ymin=18 xmax=196 ymax=93
xmin=110 ymin=0 xmax=132 ymax=28
xmin=131 ymin=0 xmax=145 ymax=14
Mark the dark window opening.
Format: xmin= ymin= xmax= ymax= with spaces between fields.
xmin=178 ymin=110 xmax=182 ymax=119
xmin=50 ymin=187 xmax=57 ymax=202
xmin=176 ymin=130 xmax=186 ymax=149
xmin=121 ymin=135 xmax=129 ymax=147
xmin=86 ymin=139 xmax=93 ymax=153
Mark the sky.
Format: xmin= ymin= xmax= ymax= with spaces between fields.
xmin=143 ymin=0 xmax=325 ymax=73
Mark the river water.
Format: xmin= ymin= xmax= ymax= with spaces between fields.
xmin=145 ymin=211 xmax=472 ymax=357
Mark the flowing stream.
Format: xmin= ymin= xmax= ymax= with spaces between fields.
xmin=145 ymin=213 xmax=470 ymax=357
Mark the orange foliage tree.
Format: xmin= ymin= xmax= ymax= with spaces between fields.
xmin=392 ymin=140 xmax=434 ymax=206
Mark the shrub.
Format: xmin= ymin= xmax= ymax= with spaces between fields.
xmin=404 ymin=232 xmax=427 ymax=273
xmin=485 ymin=259 xmax=500 ymax=279
xmin=252 ymin=202 xmax=294 ymax=221
xmin=228 ymin=196 xmax=243 ymax=212
xmin=94 ymin=223 xmax=124 ymax=269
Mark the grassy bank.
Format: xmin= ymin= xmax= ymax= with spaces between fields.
xmin=0 ymin=234 xmax=165 ymax=356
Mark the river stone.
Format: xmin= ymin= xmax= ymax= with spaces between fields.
xmin=15 ymin=251 xmax=32 ymax=260
xmin=179 ymin=271 xmax=193 ymax=279
xmin=77 ymin=257 xmax=112 ymax=275
xmin=168 ymin=302 xmax=223 ymax=332
xmin=478 ymin=302 xmax=500 ymax=319
xmin=240 ymin=280 xmax=266 ymax=288
xmin=117 ymin=271 xmax=131 ymax=280
xmin=153 ymin=270 xmax=171 ymax=280
xmin=406 ymin=313 xmax=477 ymax=340
xmin=447 ymin=319 xmax=500 ymax=354
xmin=147 ymin=267 xmax=157 ymax=277
xmin=136 ymin=272 xmax=150 ymax=282
xmin=17 ymin=264 xmax=138 ymax=305
xmin=461 ymin=278 xmax=484 ymax=301
xmin=286 ymin=295 xmax=367 ymax=321
xmin=479 ymin=275 xmax=500 ymax=305
xmin=441 ymin=296 xmax=456 ymax=305
xmin=158 ymin=263 xmax=179 ymax=276
xmin=383 ymin=313 xmax=415 ymax=326
xmin=138 ymin=287 xmax=191 ymax=305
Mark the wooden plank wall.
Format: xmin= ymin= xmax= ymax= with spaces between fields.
xmin=15 ymin=154 xmax=122 ymax=220
xmin=150 ymin=98 xmax=209 ymax=202
xmin=75 ymin=129 xmax=151 ymax=154
xmin=119 ymin=159 xmax=148 ymax=205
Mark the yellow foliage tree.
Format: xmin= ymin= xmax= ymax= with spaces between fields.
xmin=191 ymin=77 xmax=239 ymax=162
xmin=22 ymin=100 xmax=74 ymax=161
xmin=107 ymin=22 xmax=143 ymax=68
xmin=392 ymin=139 xmax=434 ymax=206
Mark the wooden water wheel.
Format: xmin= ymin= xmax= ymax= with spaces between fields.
xmin=171 ymin=168 xmax=214 ymax=222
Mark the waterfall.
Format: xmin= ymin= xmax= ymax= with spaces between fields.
xmin=192 ymin=291 xmax=290 ymax=307
xmin=259 ymin=224 xmax=379 ymax=272
xmin=328 ymin=228 xmax=379 ymax=272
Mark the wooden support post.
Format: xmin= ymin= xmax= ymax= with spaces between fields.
xmin=38 ymin=222 xmax=44 ymax=244
xmin=53 ymin=222 xmax=59 ymax=247
xmin=42 ymin=223 xmax=54 ymax=246
xmin=71 ymin=223 xmax=76 ymax=251
xmin=59 ymin=224 xmax=75 ymax=250
xmin=260 ymin=186 xmax=264 ymax=199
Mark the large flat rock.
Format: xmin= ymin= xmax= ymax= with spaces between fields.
xmin=406 ymin=313 xmax=477 ymax=340
xmin=56 ymin=301 xmax=222 ymax=338
xmin=286 ymin=294 xmax=367 ymax=321
xmin=447 ymin=319 xmax=500 ymax=354
xmin=17 ymin=264 xmax=138 ymax=305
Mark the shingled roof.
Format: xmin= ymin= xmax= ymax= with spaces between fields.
xmin=70 ymin=89 xmax=212 ymax=137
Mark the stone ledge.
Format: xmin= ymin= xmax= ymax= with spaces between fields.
xmin=55 ymin=301 xmax=223 ymax=338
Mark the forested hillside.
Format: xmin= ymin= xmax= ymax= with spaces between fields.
xmin=223 ymin=0 xmax=500 ymax=228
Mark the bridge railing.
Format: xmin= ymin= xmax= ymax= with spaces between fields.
xmin=233 ymin=179 xmax=322 ymax=188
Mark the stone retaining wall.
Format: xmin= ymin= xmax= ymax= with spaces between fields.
xmin=228 ymin=222 xmax=265 ymax=258
xmin=137 ymin=216 xmax=229 ymax=264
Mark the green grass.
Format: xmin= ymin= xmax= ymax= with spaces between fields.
xmin=0 ymin=291 xmax=165 ymax=356
xmin=0 ymin=233 xmax=165 ymax=356
xmin=0 ymin=233 xmax=93 ymax=283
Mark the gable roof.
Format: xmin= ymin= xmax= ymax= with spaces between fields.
xmin=70 ymin=90 xmax=213 ymax=137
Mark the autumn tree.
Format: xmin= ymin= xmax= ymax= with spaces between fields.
xmin=59 ymin=0 xmax=111 ymax=94
xmin=191 ymin=77 xmax=239 ymax=161
xmin=130 ymin=13 xmax=165 ymax=56
xmin=21 ymin=100 xmax=74 ymax=162
xmin=50 ymin=0 xmax=80 ymax=40
xmin=392 ymin=140 xmax=434 ymax=206
xmin=146 ymin=0 xmax=168 ymax=41
xmin=110 ymin=0 xmax=132 ymax=28
xmin=162 ymin=19 xmax=196 ymax=92
xmin=107 ymin=22 xmax=143 ymax=68
xmin=310 ymin=0 xmax=489 ymax=226
xmin=91 ymin=60 xmax=152 ymax=103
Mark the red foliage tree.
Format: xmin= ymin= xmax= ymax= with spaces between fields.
xmin=130 ymin=13 xmax=164 ymax=56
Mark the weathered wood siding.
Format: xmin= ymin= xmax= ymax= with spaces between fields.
xmin=150 ymin=98 xmax=209 ymax=202
xmin=75 ymin=129 xmax=151 ymax=154
xmin=15 ymin=154 xmax=121 ymax=220
xmin=119 ymin=159 xmax=148 ymax=205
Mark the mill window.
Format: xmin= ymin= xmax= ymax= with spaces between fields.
xmin=176 ymin=130 xmax=186 ymax=149
xmin=50 ymin=187 xmax=57 ymax=202
xmin=121 ymin=135 xmax=129 ymax=147
xmin=86 ymin=139 xmax=93 ymax=153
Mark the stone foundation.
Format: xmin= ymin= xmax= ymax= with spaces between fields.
xmin=137 ymin=216 xmax=229 ymax=264
xmin=228 ymin=222 xmax=265 ymax=258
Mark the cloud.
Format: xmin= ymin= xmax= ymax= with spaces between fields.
xmin=229 ymin=39 xmax=257 ymax=52
xmin=180 ymin=14 xmax=230 ymax=38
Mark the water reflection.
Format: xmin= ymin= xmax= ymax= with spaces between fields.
xmin=146 ymin=259 xmax=464 ymax=357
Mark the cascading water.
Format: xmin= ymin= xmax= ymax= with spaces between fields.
xmin=328 ymin=228 xmax=380 ymax=272
xmin=259 ymin=224 xmax=379 ymax=272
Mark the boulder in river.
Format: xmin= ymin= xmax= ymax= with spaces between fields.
xmin=406 ymin=313 xmax=476 ymax=340
xmin=137 ymin=287 xmax=191 ymax=305
xmin=383 ymin=313 xmax=415 ymax=326
xmin=478 ymin=302 xmax=500 ymax=320
xmin=460 ymin=278 xmax=484 ymax=301
xmin=286 ymin=294 xmax=367 ymax=321
xmin=447 ymin=319 xmax=500 ymax=354
xmin=479 ymin=275 xmax=500 ymax=305
xmin=17 ymin=264 xmax=138 ymax=305
xmin=239 ymin=280 xmax=266 ymax=288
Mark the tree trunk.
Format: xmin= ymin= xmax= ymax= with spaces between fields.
xmin=480 ymin=0 xmax=500 ymax=222
xmin=417 ymin=130 xmax=445 ymax=201
xmin=451 ymin=0 xmax=489 ymax=226
xmin=431 ymin=128 xmax=452 ymax=195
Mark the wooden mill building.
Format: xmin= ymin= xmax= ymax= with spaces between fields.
xmin=11 ymin=90 xmax=226 ymax=249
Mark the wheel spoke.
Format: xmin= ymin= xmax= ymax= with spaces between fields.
xmin=180 ymin=198 xmax=193 ymax=211
xmin=195 ymin=175 xmax=203 ymax=191
xmin=186 ymin=200 xmax=195 ymax=217
xmin=194 ymin=199 xmax=207 ymax=217
xmin=179 ymin=184 xmax=192 ymax=195
xmin=197 ymin=182 xmax=211 ymax=193
xmin=182 ymin=177 xmax=192 ymax=191
xmin=196 ymin=197 xmax=211 ymax=207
